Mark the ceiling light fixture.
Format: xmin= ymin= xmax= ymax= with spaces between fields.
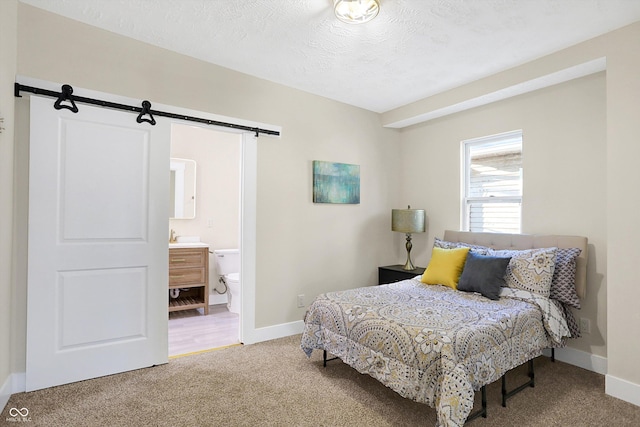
xmin=334 ymin=0 xmax=380 ymax=24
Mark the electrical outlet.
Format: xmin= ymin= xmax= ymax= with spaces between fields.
xmin=207 ymin=218 xmax=214 ymax=228
xmin=580 ymin=317 xmax=591 ymax=334
xmin=297 ymin=294 xmax=305 ymax=308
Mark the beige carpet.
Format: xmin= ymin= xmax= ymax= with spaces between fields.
xmin=4 ymin=335 xmax=640 ymax=426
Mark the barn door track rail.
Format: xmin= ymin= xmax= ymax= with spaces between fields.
xmin=14 ymin=82 xmax=280 ymax=137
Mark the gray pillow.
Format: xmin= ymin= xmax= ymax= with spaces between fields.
xmin=458 ymin=251 xmax=511 ymax=300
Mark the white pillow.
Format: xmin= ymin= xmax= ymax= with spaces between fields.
xmin=491 ymin=247 xmax=557 ymax=297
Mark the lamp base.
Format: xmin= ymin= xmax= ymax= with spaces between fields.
xmin=402 ymin=258 xmax=416 ymax=271
xmin=402 ymin=233 xmax=416 ymax=270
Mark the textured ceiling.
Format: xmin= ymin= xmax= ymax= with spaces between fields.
xmin=19 ymin=0 xmax=640 ymax=113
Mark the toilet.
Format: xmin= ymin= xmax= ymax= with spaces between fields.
xmin=213 ymin=249 xmax=241 ymax=314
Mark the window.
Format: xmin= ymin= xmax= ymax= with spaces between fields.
xmin=462 ymin=130 xmax=522 ymax=233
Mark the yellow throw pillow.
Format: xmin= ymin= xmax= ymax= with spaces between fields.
xmin=421 ymin=246 xmax=470 ymax=290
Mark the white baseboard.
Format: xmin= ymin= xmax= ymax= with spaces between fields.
xmin=542 ymin=346 xmax=608 ymax=375
xmin=246 ymin=320 xmax=304 ymax=344
xmin=11 ymin=373 xmax=25 ymax=394
xmin=1 ymin=372 xmax=26 ymax=413
xmin=606 ymin=375 xmax=640 ymax=407
xmin=0 ymin=375 xmax=10 ymax=414
xmin=208 ymin=293 xmax=228 ymax=306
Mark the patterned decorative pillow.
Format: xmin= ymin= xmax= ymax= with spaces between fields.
xmin=490 ymin=247 xmax=557 ymax=297
xmin=434 ymin=238 xmax=491 ymax=255
xmin=550 ymin=248 xmax=582 ymax=309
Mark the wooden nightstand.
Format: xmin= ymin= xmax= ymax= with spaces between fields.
xmin=378 ymin=265 xmax=425 ymax=285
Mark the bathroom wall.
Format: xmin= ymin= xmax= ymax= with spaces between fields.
xmin=169 ymin=124 xmax=241 ymax=297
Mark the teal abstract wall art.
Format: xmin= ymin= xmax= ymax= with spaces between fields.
xmin=312 ymin=161 xmax=360 ymax=204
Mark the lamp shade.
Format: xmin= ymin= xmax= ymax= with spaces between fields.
xmin=392 ymin=208 xmax=426 ymax=234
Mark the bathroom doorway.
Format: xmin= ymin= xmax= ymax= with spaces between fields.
xmin=168 ymin=123 xmax=242 ymax=357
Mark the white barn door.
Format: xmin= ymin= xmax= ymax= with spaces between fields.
xmin=26 ymin=95 xmax=170 ymax=391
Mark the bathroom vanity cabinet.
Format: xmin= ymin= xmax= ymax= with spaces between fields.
xmin=168 ymin=246 xmax=209 ymax=315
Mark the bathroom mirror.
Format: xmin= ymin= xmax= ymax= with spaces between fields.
xmin=169 ymin=158 xmax=196 ymax=219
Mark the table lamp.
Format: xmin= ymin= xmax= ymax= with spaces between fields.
xmin=392 ymin=205 xmax=426 ymax=270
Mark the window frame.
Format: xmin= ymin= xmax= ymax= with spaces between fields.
xmin=461 ymin=130 xmax=523 ymax=233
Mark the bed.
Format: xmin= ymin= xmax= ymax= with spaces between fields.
xmin=300 ymin=230 xmax=588 ymax=426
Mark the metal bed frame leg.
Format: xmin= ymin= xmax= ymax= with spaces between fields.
xmin=501 ymin=359 xmax=535 ymax=407
xmin=323 ymin=350 xmax=338 ymax=367
xmin=466 ymin=386 xmax=487 ymax=422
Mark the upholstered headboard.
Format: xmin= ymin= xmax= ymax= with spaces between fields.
xmin=443 ymin=230 xmax=588 ymax=299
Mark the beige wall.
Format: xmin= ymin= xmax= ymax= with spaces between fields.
xmin=169 ymin=124 xmax=241 ymax=293
xmin=9 ymin=4 xmax=400 ymax=372
xmin=0 ymin=0 xmax=17 ymax=398
xmin=255 ymin=100 xmax=401 ymax=325
xmin=604 ymin=22 xmax=640 ymax=392
xmin=399 ymin=73 xmax=607 ymax=358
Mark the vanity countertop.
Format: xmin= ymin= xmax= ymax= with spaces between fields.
xmin=169 ymin=242 xmax=209 ymax=249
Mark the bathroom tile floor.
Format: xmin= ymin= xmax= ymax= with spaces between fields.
xmin=168 ymin=304 xmax=240 ymax=357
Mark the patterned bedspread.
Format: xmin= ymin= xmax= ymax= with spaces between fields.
xmin=300 ymin=277 xmax=568 ymax=427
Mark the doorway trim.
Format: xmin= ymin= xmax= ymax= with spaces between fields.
xmin=239 ymin=132 xmax=258 ymax=344
xmin=17 ymin=76 xmax=281 ymax=350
